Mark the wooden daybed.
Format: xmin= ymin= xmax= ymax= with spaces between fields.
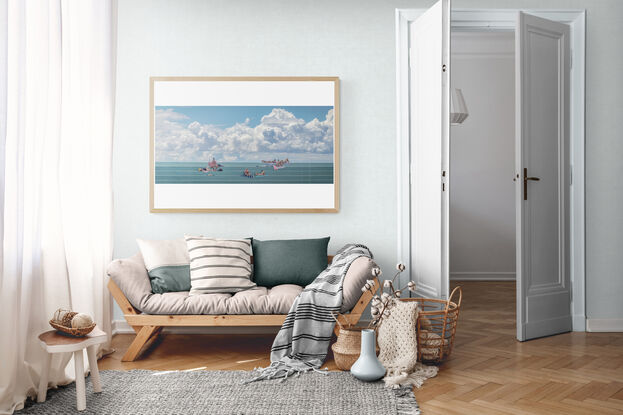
xmin=108 ymin=255 xmax=378 ymax=362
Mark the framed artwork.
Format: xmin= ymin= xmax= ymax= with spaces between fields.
xmin=150 ymin=77 xmax=339 ymax=213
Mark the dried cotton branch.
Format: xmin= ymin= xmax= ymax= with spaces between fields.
xmin=358 ymin=262 xmax=417 ymax=331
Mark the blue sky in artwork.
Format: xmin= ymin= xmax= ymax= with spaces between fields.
xmin=156 ymin=106 xmax=332 ymax=127
xmin=154 ymin=105 xmax=335 ymax=162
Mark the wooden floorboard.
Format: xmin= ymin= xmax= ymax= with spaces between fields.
xmin=100 ymin=281 xmax=623 ymax=414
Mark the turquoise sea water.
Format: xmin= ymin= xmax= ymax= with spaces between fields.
xmin=155 ymin=162 xmax=334 ymax=184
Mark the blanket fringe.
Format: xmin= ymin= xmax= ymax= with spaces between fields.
xmin=244 ymin=362 xmax=328 ymax=384
xmin=383 ymin=363 xmax=439 ymax=389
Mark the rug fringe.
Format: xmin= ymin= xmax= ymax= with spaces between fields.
xmin=394 ymin=386 xmax=421 ymax=415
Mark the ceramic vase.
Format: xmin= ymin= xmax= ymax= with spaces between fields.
xmin=350 ymin=329 xmax=386 ymax=381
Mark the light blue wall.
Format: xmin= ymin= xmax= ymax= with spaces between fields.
xmin=114 ymin=0 xmax=623 ymax=324
xmin=112 ymin=0 xmax=415 ymax=319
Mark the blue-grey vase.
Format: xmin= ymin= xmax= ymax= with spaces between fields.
xmin=350 ymin=329 xmax=386 ymax=381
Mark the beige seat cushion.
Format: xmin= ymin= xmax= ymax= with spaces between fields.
xmin=107 ymin=253 xmax=376 ymax=315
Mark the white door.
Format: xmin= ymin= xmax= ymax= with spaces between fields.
xmin=516 ymin=12 xmax=572 ymax=341
xmin=409 ymin=0 xmax=450 ymax=300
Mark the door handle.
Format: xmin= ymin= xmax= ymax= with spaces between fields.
xmin=523 ymin=167 xmax=540 ymax=201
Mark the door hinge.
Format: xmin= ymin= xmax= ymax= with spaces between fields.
xmin=442 ymin=64 xmax=447 ymax=72
xmin=442 ymin=170 xmax=446 ymax=191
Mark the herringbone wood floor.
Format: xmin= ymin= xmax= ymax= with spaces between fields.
xmin=100 ymin=281 xmax=623 ymax=414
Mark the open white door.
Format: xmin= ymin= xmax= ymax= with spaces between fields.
xmin=516 ymin=12 xmax=572 ymax=341
xmin=409 ymin=0 xmax=450 ymax=299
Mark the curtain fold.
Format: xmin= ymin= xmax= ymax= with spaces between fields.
xmin=0 ymin=1 xmax=115 ymax=413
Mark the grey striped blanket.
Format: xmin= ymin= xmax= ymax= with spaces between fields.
xmin=246 ymin=244 xmax=373 ymax=383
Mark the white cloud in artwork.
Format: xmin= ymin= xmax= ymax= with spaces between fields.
xmin=154 ymin=109 xmax=205 ymax=161
xmin=154 ymin=107 xmax=334 ymax=162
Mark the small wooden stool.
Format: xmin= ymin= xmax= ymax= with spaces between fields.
xmin=38 ymin=327 xmax=107 ymax=411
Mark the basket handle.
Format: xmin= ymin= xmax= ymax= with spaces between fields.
xmin=330 ymin=311 xmax=351 ymax=330
xmin=445 ymin=286 xmax=462 ymax=311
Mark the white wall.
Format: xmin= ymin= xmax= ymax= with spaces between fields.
xmin=449 ymin=32 xmax=516 ymax=280
xmin=113 ymin=0 xmax=623 ymax=327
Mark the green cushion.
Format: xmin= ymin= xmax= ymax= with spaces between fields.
xmin=252 ymin=237 xmax=330 ymax=288
xmin=148 ymin=265 xmax=191 ymax=294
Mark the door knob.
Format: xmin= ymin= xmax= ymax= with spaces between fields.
xmin=523 ymin=168 xmax=540 ymax=200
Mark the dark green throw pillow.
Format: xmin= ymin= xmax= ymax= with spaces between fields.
xmin=252 ymin=237 xmax=330 ymax=288
xmin=148 ymin=265 xmax=191 ymax=294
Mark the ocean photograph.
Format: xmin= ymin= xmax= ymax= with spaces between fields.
xmin=154 ymin=105 xmax=335 ymax=185
xmin=155 ymin=162 xmax=334 ymax=184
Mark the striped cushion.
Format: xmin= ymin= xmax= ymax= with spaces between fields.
xmin=185 ymin=236 xmax=256 ymax=295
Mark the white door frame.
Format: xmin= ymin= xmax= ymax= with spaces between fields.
xmin=395 ymin=8 xmax=586 ymax=331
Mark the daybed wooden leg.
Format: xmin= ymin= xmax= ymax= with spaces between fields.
xmin=152 ymin=326 xmax=163 ymax=338
xmin=107 ymin=279 xmax=142 ymax=333
xmin=122 ymin=325 xmax=160 ymax=362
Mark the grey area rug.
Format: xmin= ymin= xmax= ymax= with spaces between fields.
xmin=19 ymin=370 xmax=420 ymax=415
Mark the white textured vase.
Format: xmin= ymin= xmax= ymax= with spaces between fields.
xmin=350 ymin=329 xmax=386 ymax=382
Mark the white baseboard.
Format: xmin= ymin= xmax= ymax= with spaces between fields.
xmin=111 ymin=319 xmax=280 ymax=335
xmin=586 ymin=318 xmax=623 ymax=332
xmin=572 ymin=314 xmax=586 ymax=332
xmin=450 ymin=272 xmax=516 ymax=281
xmin=112 ymin=319 xmax=129 ymax=335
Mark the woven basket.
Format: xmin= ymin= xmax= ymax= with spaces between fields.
xmin=331 ymin=326 xmax=363 ymax=370
xmin=331 ymin=326 xmax=381 ymax=370
xmin=401 ymin=286 xmax=462 ymax=364
xmin=49 ymin=320 xmax=96 ymax=337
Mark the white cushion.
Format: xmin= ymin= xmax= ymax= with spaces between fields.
xmin=136 ymin=238 xmax=191 ymax=293
xmin=136 ymin=238 xmax=189 ymax=270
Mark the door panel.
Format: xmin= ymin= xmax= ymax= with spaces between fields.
xmin=516 ymin=12 xmax=571 ymax=341
xmin=409 ymin=0 xmax=450 ymax=299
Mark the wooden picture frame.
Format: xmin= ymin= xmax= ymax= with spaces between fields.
xmin=150 ymin=77 xmax=340 ymax=213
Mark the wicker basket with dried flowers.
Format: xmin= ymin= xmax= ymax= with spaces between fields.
xmin=332 ymin=264 xmax=461 ymax=366
xmin=331 ymin=263 xmax=416 ymax=370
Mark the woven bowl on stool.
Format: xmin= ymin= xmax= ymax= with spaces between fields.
xmin=49 ymin=320 xmax=96 ymax=337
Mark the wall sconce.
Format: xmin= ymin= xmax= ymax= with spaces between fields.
xmin=450 ymin=88 xmax=468 ymax=125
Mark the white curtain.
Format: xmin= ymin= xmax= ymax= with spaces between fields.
xmin=0 ymin=1 xmax=116 ymax=413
